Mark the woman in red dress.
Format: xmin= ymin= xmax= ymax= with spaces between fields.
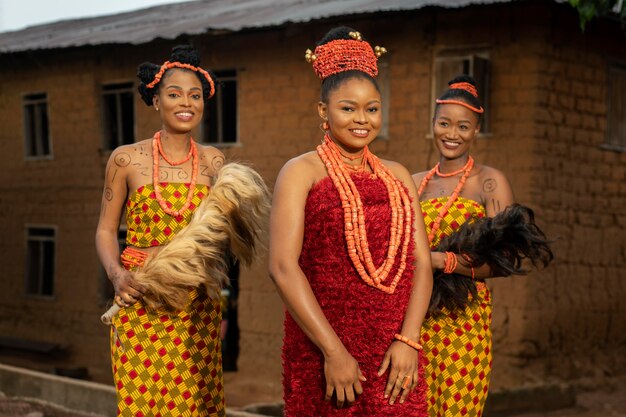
xmin=269 ymin=27 xmax=433 ymax=417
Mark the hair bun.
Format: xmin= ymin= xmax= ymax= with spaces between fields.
xmin=170 ymin=45 xmax=201 ymax=67
xmin=137 ymin=62 xmax=159 ymax=84
xmin=317 ymin=26 xmax=362 ymax=45
xmin=448 ymin=75 xmax=477 ymax=87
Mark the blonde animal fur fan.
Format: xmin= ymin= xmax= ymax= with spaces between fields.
xmin=133 ymin=162 xmax=269 ymax=311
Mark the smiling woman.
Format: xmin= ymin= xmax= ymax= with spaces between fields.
xmin=411 ymin=76 xmax=507 ymax=417
xmin=95 ymin=45 xmax=245 ymax=417
xmin=412 ymin=75 xmax=552 ymax=417
xmin=269 ymin=26 xmax=432 ymax=417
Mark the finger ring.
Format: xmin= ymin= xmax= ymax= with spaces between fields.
xmin=402 ymin=376 xmax=411 ymax=390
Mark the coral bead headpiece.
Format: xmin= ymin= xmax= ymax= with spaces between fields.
xmin=449 ymin=82 xmax=479 ymax=97
xmin=146 ymin=61 xmax=216 ymax=98
xmin=305 ymin=31 xmax=387 ymax=80
xmin=435 ymin=81 xmax=484 ymax=114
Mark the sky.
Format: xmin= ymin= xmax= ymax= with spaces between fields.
xmin=0 ymin=0 xmax=192 ymax=32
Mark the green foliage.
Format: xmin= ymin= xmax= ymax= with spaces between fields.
xmin=569 ymin=0 xmax=626 ymax=31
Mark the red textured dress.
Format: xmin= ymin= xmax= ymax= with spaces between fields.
xmin=282 ymin=173 xmax=428 ymax=417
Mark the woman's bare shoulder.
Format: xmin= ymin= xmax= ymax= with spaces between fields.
xmin=108 ymin=140 xmax=151 ymax=167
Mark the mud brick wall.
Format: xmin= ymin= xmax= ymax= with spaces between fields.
xmin=0 ymin=2 xmax=623 ymax=398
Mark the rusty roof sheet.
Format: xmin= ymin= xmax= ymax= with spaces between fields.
xmin=0 ymin=0 xmax=520 ymax=53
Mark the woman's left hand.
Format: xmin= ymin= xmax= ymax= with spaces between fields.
xmin=378 ymin=341 xmax=419 ymax=405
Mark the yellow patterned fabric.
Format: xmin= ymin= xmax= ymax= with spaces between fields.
xmin=421 ymin=196 xmax=485 ymax=249
xmin=125 ymin=183 xmax=210 ymax=247
xmin=420 ymin=197 xmax=493 ymax=417
xmin=111 ymin=286 xmax=225 ymax=417
xmin=114 ymin=183 xmax=224 ymax=416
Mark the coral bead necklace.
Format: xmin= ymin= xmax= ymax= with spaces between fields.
xmin=435 ymin=158 xmax=471 ymax=177
xmin=329 ymin=142 xmax=368 ymax=171
xmin=317 ymin=133 xmax=413 ymax=294
xmin=152 ymin=131 xmax=199 ymax=218
xmin=417 ymin=156 xmax=474 ymax=243
xmin=156 ymin=131 xmax=194 ymax=166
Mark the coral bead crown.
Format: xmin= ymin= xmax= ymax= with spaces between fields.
xmin=305 ymin=31 xmax=387 ymax=80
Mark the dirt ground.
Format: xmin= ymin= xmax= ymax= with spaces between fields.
xmin=0 ymin=393 xmax=101 ymax=417
xmin=1 ymin=376 xmax=624 ymax=417
xmin=224 ymin=373 xmax=626 ymax=417
xmin=510 ymin=377 xmax=626 ymax=417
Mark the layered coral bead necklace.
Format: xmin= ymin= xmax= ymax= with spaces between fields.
xmin=317 ymin=134 xmax=413 ymax=294
xmin=417 ymin=156 xmax=474 ymax=243
xmin=152 ymin=130 xmax=199 ymax=218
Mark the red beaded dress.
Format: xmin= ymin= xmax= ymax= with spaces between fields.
xmin=282 ymin=172 xmax=428 ymax=417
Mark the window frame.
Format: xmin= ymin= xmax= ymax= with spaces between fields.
xmin=23 ymin=92 xmax=53 ymax=160
xmin=430 ymin=48 xmax=491 ymax=136
xmin=201 ymin=69 xmax=239 ymax=146
xmin=101 ymin=81 xmax=136 ymax=151
xmin=24 ymin=224 xmax=57 ymax=299
xmin=602 ymin=61 xmax=626 ymax=152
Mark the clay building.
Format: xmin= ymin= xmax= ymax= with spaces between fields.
xmin=0 ymin=0 xmax=624 ymax=405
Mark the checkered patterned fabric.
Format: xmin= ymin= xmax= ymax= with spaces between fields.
xmin=126 ymin=183 xmax=209 ymax=248
xmin=421 ymin=196 xmax=485 ymax=249
xmin=420 ymin=197 xmax=492 ymax=417
xmin=111 ymin=289 xmax=225 ymax=417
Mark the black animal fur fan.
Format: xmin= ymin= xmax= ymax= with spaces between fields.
xmin=429 ymin=204 xmax=553 ymax=316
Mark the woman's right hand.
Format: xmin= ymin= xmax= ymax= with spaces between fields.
xmin=110 ymin=267 xmax=146 ymax=307
xmin=270 ymin=159 xmax=366 ymax=408
xmin=324 ymin=347 xmax=366 ymax=408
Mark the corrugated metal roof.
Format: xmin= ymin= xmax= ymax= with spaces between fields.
xmin=0 ymin=0 xmax=520 ymax=53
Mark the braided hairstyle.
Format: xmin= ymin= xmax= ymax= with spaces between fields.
xmin=137 ymin=45 xmax=216 ymax=106
xmin=317 ymin=26 xmax=380 ymax=103
xmin=435 ymin=75 xmax=483 ymax=122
